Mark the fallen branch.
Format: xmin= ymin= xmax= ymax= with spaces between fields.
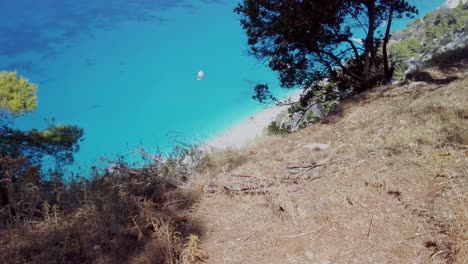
xmin=286 ymin=163 xmax=327 ymax=170
xmin=307 ymin=175 xmax=323 ymax=181
xmin=287 ymin=144 xmax=345 ymax=171
xmin=431 ymin=250 xmax=450 ymax=261
xmin=321 ymin=144 xmax=345 ymax=164
xmin=223 ymin=186 xmax=271 ymax=194
xmin=241 ymin=233 xmax=254 ymax=243
xmin=230 ymin=174 xmax=253 ymax=178
xmin=405 ymin=231 xmax=436 ymax=240
xmin=367 ymin=187 xmax=383 ymax=238
xmin=367 ymin=214 xmax=374 ymax=238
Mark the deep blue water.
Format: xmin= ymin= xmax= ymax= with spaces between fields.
xmin=0 ymin=0 xmax=446 ymax=170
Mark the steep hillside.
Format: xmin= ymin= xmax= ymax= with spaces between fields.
xmin=443 ymin=0 xmax=468 ymax=9
xmin=390 ymin=1 xmax=468 ymax=76
xmin=190 ymin=68 xmax=468 ymax=263
xmin=1 ymin=68 xmax=465 ymax=264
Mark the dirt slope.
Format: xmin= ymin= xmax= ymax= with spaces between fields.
xmin=190 ymin=71 xmax=468 ymax=264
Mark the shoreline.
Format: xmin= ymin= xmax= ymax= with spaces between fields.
xmin=203 ymin=91 xmax=302 ymax=150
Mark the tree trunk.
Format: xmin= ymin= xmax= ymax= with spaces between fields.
xmin=363 ymin=0 xmax=376 ymax=88
xmin=383 ymin=1 xmax=394 ymax=81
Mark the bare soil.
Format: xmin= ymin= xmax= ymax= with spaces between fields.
xmin=190 ymin=70 xmax=468 ymax=264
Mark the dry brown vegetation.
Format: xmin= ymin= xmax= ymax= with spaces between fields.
xmin=0 ymin=159 xmax=206 ymax=264
xmin=190 ymin=69 xmax=468 ymax=263
xmin=0 ymin=68 xmax=466 ymax=264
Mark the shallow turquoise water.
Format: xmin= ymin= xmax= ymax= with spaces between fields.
xmin=0 ymin=0 xmax=446 ymax=170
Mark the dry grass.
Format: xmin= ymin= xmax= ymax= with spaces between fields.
xmin=0 ymin=146 xmax=250 ymax=264
xmin=1 ymin=70 xmax=466 ymax=263
xmin=195 ymin=148 xmax=248 ymax=175
xmin=192 ymin=69 xmax=468 ymax=263
xmin=0 ymin=160 xmax=205 ymax=264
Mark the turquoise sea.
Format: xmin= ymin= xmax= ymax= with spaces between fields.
xmin=0 ymin=0 xmax=446 ymax=170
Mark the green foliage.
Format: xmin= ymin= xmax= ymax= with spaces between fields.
xmin=287 ymin=82 xmax=342 ymax=129
xmin=299 ymin=110 xmax=320 ymax=128
xmin=0 ymin=71 xmax=37 ymax=116
xmin=0 ymin=124 xmax=84 ymax=166
xmin=266 ymin=121 xmax=290 ymax=135
xmin=425 ymin=45 xmax=468 ymax=68
xmin=235 ymin=0 xmax=350 ymax=89
xmin=389 ymin=38 xmax=420 ymax=77
xmin=253 ymin=83 xmax=279 ymax=104
xmin=390 ymin=38 xmax=420 ymax=58
xmin=236 ymin=0 xmax=416 ymax=113
xmin=390 ymin=2 xmax=468 ymax=76
xmin=318 ymin=95 xmax=340 ymax=117
xmin=30 ymin=125 xmax=82 ymax=149
xmin=0 ymin=71 xmax=83 ymax=167
xmin=403 ymin=18 xmax=422 ymax=33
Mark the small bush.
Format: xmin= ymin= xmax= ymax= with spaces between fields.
xmin=195 ymin=148 xmax=247 ymax=174
xmin=266 ymin=121 xmax=290 ymax=135
xmin=0 ymin=150 xmax=204 ymax=264
xmin=425 ymin=45 xmax=468 ymax=69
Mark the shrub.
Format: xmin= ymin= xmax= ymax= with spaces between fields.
xmin=266 ymin=121 xmax=290 ymax=135
xmin=195 ymin=148 xmax=248 ymax=174
xmin=425 ymin=45 xmax=468 ymax=68
xmin=0 ymin=151 xmax=205 ymax=264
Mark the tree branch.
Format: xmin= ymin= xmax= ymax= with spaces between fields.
xmin=344 ymin=39 xmax=360 ymax=59
xmin=320 ymin=50 xmax=362 ymax=82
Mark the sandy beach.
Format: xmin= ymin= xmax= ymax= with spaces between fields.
xmin=204 ymin=91 xmax=302 ymax=149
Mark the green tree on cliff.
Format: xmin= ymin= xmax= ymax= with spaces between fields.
xmin=0 ymin=71 xmax=83 ymax=222
xmin=0 ymin=71 xmax=37 ymax=116
xmin=235 ymin=0 xmax=417 ymax=105
xmin=0 ymin=71 xmax=83 ymax=166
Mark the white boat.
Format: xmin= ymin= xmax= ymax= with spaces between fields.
xmin=197 ymin=70 xmax=204 ymax=80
